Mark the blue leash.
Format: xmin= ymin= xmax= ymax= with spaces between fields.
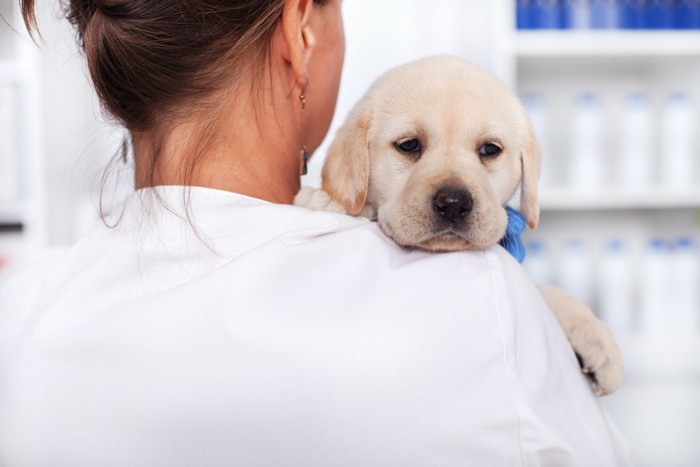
xmin=498 ymin=206 xmax=527 ymax=263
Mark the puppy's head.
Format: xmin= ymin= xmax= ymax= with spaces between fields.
xmin=322 ymin=55 xmax=540 ymax=252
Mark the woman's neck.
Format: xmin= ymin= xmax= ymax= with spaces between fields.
xmin=132 ymin=86 xmax=304 ymax=205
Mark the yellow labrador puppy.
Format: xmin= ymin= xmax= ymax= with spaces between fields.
xmin=295 ymin=55 xmax=623 ymax=395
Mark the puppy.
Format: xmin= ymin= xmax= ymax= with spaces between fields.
xmin=296 ymin=56 xmax=623 ymax=395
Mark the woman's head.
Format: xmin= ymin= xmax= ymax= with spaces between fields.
xmin=20 ymin=0 xmax=344 ymax=193
xmin=22 ymin=0 xmax=339 ymax=128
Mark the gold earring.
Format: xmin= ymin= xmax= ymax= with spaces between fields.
xmin=299 ymin=76 xmax=308 ymax=111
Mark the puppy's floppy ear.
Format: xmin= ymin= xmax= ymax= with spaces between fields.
xmin=520 ymin=122 xmax=541 ymax=229
xmin=321 ymin=104 xmax=371 ymax=215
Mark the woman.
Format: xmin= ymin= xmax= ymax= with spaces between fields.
xmin=0 ymin=1 xmax=631 ymax=466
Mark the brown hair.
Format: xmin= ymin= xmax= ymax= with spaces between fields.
xmin=19 ymin=0 xmax=327 ymax=132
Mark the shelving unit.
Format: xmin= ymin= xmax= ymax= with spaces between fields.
xmin=0 ymin=0 xmax=45 ymax=278
xmin=499 ymin=2 xmax=700 ymax=466
xmin=540 ymin=186 xmax=700 ymax=210
xmin=515 ymin=30 xmax=700 ymax=57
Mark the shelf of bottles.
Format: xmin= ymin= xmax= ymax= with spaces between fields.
xmin=516 ymin=0 xmax=700 ymax=31
xmin=513 ymin=2 xmax=700 ymax=376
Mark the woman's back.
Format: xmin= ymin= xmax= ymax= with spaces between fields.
xmin=0 ymin=186 xmax=629 ymax=467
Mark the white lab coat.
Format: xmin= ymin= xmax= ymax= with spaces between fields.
xmin=0 ymin=186 xmax=631 ymax=467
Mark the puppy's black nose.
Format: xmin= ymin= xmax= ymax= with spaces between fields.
xmin=433 ymin=188 xmax=473 ymax=223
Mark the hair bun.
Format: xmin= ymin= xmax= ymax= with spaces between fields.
xmin=93 ymin=0 xmax=132 ymax=19
xmin=68 ymin=0 xmax=131 ymax=37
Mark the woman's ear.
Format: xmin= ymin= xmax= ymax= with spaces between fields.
xmin=321 ymin=102 xmax=372 ymax=215
xmin=301 ymin=26 xmax=316 ymax=69
xmin=281 ymin=0 xmax=317 ymax=86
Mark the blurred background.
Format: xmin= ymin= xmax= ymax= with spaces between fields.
xmin=1 ymin=0 xmax=699 ymax=465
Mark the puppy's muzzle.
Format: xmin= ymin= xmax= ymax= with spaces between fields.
xmin=432 ymin=187 xmax=473 ymax=224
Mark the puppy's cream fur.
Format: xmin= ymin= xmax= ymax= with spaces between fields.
xmin=296 ymin=56 xmax=622 ymax=395
xmin=317 ymin=57 xmax=538 ymax=252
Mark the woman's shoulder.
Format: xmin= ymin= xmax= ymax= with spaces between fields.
xmin=90 ymin=187 xmax=536 ymax=302
xmin=113 ymin=186 xmax=520 ymax=269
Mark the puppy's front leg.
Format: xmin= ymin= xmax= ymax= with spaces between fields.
xmin=295 ymin=187 xmax=377 ymax=219
xmin=538 ymin=284 xmax=624 ymax=396
xmin=295 ymin=187 xmax=349 ymax=214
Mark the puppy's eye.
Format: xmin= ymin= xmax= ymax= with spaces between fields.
xmin=479 ymin=143 xmax=503 ymax=158
xmin=395 ymin=138 xmax=422 ymax=155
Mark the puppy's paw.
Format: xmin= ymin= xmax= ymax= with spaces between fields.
xmin=567 ymin=316 xmax=624 ymax=396
xmin=294 ymin=187 xmax=348 ymax=214
xmin=539 ymin=285 xmax=624 ymax=396
xmin=294 ymin=186 xmax=322 ymax=208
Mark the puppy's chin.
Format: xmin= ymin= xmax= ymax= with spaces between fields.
xmin=379 ymin=220 xmax=505 ymax=253
xmin=376 ymin=202 xmax=509 ymax=253
xmin=414 ymin=233 xmax=484 ymax=252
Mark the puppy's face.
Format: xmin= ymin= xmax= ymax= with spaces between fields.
xmin=322 ymin=56 xmax=539 ymax=252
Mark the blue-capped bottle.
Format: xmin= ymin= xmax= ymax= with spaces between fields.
xmin=517 ymin=0 xmax=535 ymax=29
xmin=598 ymin=239 xmax=634 ymax=334
xmin=569 ymin=93 xmax=605 ymax=188
xmin=640 ymin=238 xmax=671 ymax=334
xmin=533 ymin=0 xmax=564 ymax=29
xmin=558 ymin=239 xmax=594 ymax=307
xmin=660 ymin=92 xmax=695 ymax=187
xmin=619 ymin=92 xmax=653 ymax=187
xmin=524 ymin=240 xmax=552 ymax=285
xmin=619 ymin=0 xmax=649 ymax=29
xmin=669 ymin=238 xmax=699 ymax=333
xmin=647 ymin=0 xmax=674 ymax=28
xmin=674 ymin=0 xmax=700 ymax=29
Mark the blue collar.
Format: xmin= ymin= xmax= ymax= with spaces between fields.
xmin=499 ymin=206 xmax=526 ymax=263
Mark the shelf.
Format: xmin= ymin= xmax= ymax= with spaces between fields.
xmin=0 ymin=201 xmax=24 ymax=225
xmin=539 ymin=187 xmax=700 ymax=211
xmin=515 ymin=31 xmax=700 ymax=58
